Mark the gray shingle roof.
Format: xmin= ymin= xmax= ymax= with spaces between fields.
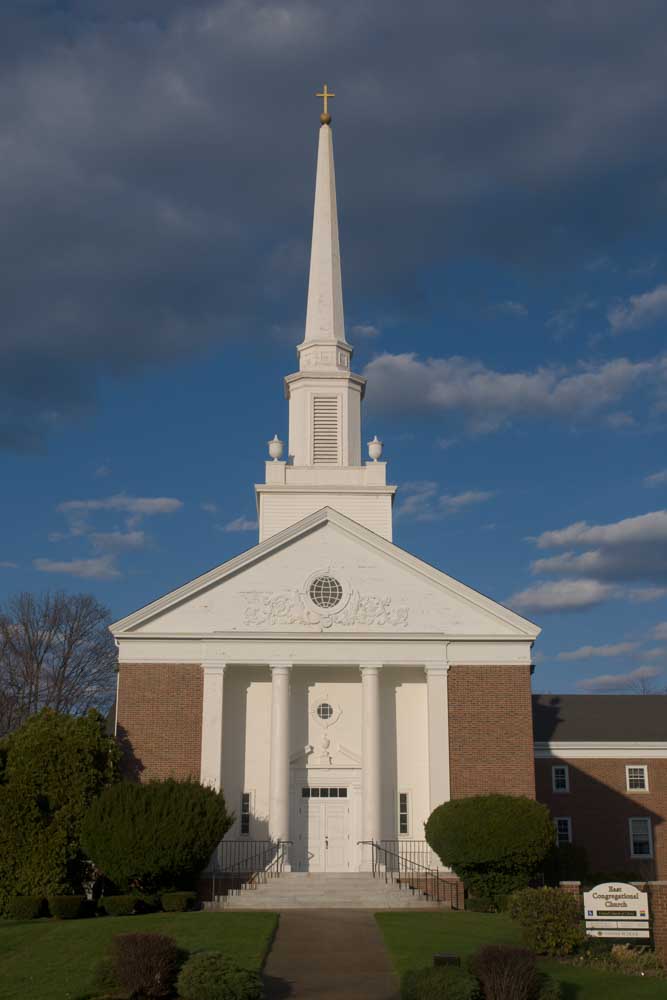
xmin=532 ymin=694 xmax=667 ymax=742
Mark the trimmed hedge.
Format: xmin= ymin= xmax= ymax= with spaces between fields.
xmin=4 ymin=895 xmax=45 ymax=920
xmin=508 ymin=887 xmax=586 ymax=957
xmin=425 ymin=796 xmax=554 ymax=901
xmin=48 ymin=895 xmax=86 ymax=919
xmin=111 ymin=932 xmax=180 ymax=999
xmin=401 ymin=965 xmax=482 ymax=999
xmin=161 ymin=891 xmax=196 ymax=912
xmin=102 ymin=894 xmax=136 ymax=916
xmin=177 ymin=952 xmax=264 ymax=1000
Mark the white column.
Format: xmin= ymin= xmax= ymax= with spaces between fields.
xmin=200 ymin=662 xmax=226 ymax=791
xmin=425 ymin=663 xmax=451 ymax=812
xmin=268 ymin=663 xmax=292 ymax=845
xmin=360 ymin=664 xmax=382 ymax=850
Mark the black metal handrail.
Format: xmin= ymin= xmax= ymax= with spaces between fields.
xmin=380 ymin=839 xmax=434 ymax=869
xmin=358 ymin=839 xmax=461 ymax=908
xmin=207 ymin=839 xmax=292 ymax=899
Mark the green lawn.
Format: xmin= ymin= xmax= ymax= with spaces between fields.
xmin=376 ymin=912 xmax=665 ymax=1000
xmin=0 ymin=911 xmax=277 ymax=1000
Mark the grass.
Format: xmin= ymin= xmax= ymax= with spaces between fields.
xmin=0 ymin=910 xmax=277 ymax=1000
xmin=376 ymin=911 xmax=666 ymax=1000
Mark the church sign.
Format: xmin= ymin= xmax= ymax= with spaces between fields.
xmin=583 ymin=882 xmax=650 ymax=939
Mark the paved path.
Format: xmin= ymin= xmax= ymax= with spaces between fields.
xmin=262 ymin=910 xmax=400 ymax=1000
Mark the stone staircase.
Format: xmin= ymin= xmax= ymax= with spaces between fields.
xmin=213 ymin=871 xmax=447 ymax=909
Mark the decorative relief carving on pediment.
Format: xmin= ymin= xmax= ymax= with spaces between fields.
xmin=242 ymin=588 xmax=409 ymax=630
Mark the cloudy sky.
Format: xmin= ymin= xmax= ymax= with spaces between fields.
xmin=2 ymin=0 xmax=667 ymax=693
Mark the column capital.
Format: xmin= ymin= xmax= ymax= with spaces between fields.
xmin=424 ymin=662 xmax=449 ymax=676
xmin=270 ymin=662 xmax=292 ymax=675
xmin=201 ymin=660 xmax=227 ymax=675
xmin=359 ymin=663 xmax=382 ymax=677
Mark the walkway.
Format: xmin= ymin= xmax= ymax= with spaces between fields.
xmin=262 ymin=910 xmax=400 ymax=1000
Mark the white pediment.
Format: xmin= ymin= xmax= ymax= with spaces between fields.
xmin=111 ymin=507 xmax=539 ymax=640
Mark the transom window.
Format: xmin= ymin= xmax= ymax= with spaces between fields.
xmin=552 ymin=765 xmax=570 ymax=793
xmin=626 ymin=765 xmax=649 ymax=792
xmin=316 ymin=702 xmax=334 ymax=721
xmin=554 ymin=817 xmax=572 ymax=846
xmin=309 ymin=575 xmax=343 ymax=609
xmin=302 ymin=787 xmax=347 ymax=798
xmin=629 ymin=817 xmax=653 ymax=857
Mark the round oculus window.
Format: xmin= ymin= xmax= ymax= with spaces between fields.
xmin=317 ymin=702 xmax=334 ymax=721
xmin=309 ymin=575 xmax=343 ymax=609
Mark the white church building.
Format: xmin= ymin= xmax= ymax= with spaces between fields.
xmin=112 ymin=97 xmax=541 ymax=875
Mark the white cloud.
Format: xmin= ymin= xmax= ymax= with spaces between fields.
xmin=94 ymin=464 xmax=111 ymax=478
xmin=645 ymin=469 xmax=667 ymax=487
xmin=608 ymin=283 xmax=667 ymax=333
xmin=33 ymin=554 xmax=120 ymax=580
xmin=395 ymin=482 xmax=494 ymax=522
xmin=643 ymin=648 xmax=667 ymax=660
xmin=363 ymin=352 xmax=660 ymax=433
xmin=201 ymin=502 xmax=219 ymax=513
xmin=0 ymin=560 xmax=18 ymax=568
xmin=492 ymin=300 xmax=527 ymax=317
xmin=222 ymin=516 xmax=258 ymax=533
xmin=507 ymin=579 xmax=614 ymax=613
xmin=350 ymin=324 xmax=380 ymax=338
xmin=626 ymin=586 xmax=667 ymax=602
xmin=89 ymin=530 xmax=146 ymax=552
xmin=534 ymin=510 xmax=667 ymax=549
xmin=556 ymin=641 xmax=638 ymax=661
xmin=58 ymin=494 xmax=182 ymax=516
xmin=653 ymin=622 xmax=667 ymax=640
xmin=577 ymin=664 xmax=663 ymax=693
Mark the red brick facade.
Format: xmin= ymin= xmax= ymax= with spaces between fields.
xmin=116 ymin=663 xmax=203 ymax=781
xmin=535 ymin=757 xmax=667 ymax=880
xmin=448 ymin=664 xmax=535 ymax=799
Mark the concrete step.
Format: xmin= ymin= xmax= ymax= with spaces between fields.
xmin=207 ymin=872 xmax=447 ymax=910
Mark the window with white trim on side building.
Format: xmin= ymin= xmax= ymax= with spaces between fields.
xmin=554 ymin=817 xmax=572 ymax=846
xmin=629 ymin=817 xmax=653 ymax=858
xmin=552 ymin=764 xmax=570 ymax=793
xmin=626 ymin=765 xmax=649 ymax=792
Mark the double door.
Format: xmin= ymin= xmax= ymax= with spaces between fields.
xmin=294 ymin=785 xmax=352 ymax=871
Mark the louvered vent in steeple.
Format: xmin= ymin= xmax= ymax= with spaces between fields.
xmin=312 ymin=396 xmax=339 ymax=463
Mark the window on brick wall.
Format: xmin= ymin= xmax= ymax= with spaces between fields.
xmin=552 ymin=765 xmax=570 ymax=793
xmin=629 ymin=817 xmax=653 ymax=858
xmin=626 ymin=765 xmax=649 ymax=792
xmin=554 ymin=817 xmax=572 ymax=845
xmin=240 ymin=792 xmax=251 ymax=836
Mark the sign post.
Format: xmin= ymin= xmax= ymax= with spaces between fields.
xmin=583 ymin=882 xmax=650 ymax=939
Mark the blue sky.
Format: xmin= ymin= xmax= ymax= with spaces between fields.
xmin=1 ymin=1 xmax=667 ymax=694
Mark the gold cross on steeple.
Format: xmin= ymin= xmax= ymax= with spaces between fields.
xmin=316 ymin=84 xmax=335 ymax=123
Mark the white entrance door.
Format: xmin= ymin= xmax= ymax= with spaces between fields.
xmin=295 ymin=787 xmax=352 ymax=871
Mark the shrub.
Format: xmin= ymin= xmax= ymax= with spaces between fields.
xmin=48 ymin=894 xmax=86 ymax=919
xmin=509 ymin=887 xmax=586 ymax=956
xmin=102 ymin=894 xmax=136 ymax=916
xmin=4 ymin=895 xmax=45 ymax=919
xmin=161 ymin=891 xmax=196 ymax=912
xmin=401 ymin=965 xmax=482 ymax=999
xmin=82 ymin=778 xmax=233 ymax=894
xmin=177 ymin=952 xmax=264 ymax=1000
xmin=111 ymin=932 xmax=179 ymax=999
xmin=542 ymin=843 xmax=589 ymax=885
xmin=469 ymin=945 xmax=539 ymax=1000
xmin=134 ymin=893 xmax=162 ymax=913
xmin=465 ymin=896 xmax=497 ymax=913
xmin=425 ymin=796 xmax=554 ymax=902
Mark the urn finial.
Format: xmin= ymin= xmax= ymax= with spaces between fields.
xmin=368 ymin=435 xmax=383 ymax=462
xmin=268 ymin=435 xmax=284 ymax=461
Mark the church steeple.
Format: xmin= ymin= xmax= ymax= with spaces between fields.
xmin=255 ymin=91 xmax=396 ymax=542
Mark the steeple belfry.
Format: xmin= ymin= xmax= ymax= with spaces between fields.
xmin=255 ymin=93 xmax=396 ymax=542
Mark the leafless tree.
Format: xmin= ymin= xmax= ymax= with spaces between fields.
xmin=0 ymin=591 xmax=117 ymax=737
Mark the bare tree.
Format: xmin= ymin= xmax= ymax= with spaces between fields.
xmin=0 ymin=591 xmax=117 ymax=737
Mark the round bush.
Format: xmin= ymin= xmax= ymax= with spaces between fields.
xmin=425 ymin=795 xmax=554 ymax=900
xmin=509 ymin=887 xmax=586 ymax=957
xmin=102 ymin=894 xmax=135 ymax=916
xmin=469 ymin=945 xmax=539 ymax=1000
xmin=111 ymin=932 xmax=179 ymax=999
xmin=48 ymin=895 xmax=86 ymax=919
xmin=161 ymin=891 xmax=196 ymax=912
xmin=177 ymin=952 xmax=264 ymax=1000
xmin=401 ymin=965 xmax=482 ymax=999
xmin=4 ymin=895 xmax=45 ymax=919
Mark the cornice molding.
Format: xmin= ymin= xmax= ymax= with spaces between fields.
xmin=535 ymin=741 xmax=667 ymax=760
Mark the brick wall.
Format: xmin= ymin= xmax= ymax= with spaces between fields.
xmin=448 ymin=664 xmax=535 ymax=799
xmin=535 ymin=758 xmax=667 ymax=880
xmin=116 ymin=663 xmax=203 ymax=781
xmin=646 ymin=883 xmax=667 ymax=963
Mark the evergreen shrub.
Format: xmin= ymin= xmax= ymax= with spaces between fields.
xmin=111 ymin=932 xmax=179 ymax=999
xmin=4 ymin=895 xmax=45 ymax=919
xmin=161 ymin=891 xmax=196 ymax=911
xmin=541 ymin=843 xmax=589 ymax=885
xmin=469 ymin=945 xmax=539 ymax=1000
xmin=508 ymin=887 xmax=586 ymax=956
xmin=401 ymin=965 xmax=482 ymax=999
xmin=102 ymin=894 xmax=136 ymax=916
xmin=177 ymin=952 xmax=264 ymax=1000
xmin=425 ymin=795 xmax=554 ymax=902
xmin=82 ymin=778 xmax=232 ymax=894
xmin=465 ymin=896 xmax=497 ymax=913
xmin=48 ymin=894 xmax=86 ymax=919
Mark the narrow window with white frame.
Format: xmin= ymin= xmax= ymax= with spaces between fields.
xmin=240 ymin=792 xmax=251 ymax=836
xmin=629 ymin=817 xmax=653 ymax=858
xmin=626 ymin=765 xmax=649 ymax=792
xmin=398 ymin=792 xmax=410 ymax=836
xmin=552 ymin=764 xmax=570 ymax=793
xmin=554 ymin=817 xmax=572 ymax=846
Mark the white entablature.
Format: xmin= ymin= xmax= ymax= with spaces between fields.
xmin=256 ymin=120 xmax=396 ymax=542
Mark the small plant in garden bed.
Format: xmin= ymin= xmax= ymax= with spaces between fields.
xmin=469 ymin=945 xmax=560 ymax=1000
xmin=111 ymin=931 xmax=180 ymax=999
xmin=566 ymin=941 xmax=666 ymax=978
xmin=4 ymin=895 xmax=46 ymax=919
xmin=101 ymin=894 xmax=136 ymax=916
xmin=161 ymin=891 xmax=197 ymax=912
xmin=508 ymin=887 xmax=585 ymax=956
xmin=401 ymin=964 xmax=482 ymax=999
xmin=48 ymin=895 xmax=88 ymax=919
xmin=177 ymin=951 xmax=264 ymax=1000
